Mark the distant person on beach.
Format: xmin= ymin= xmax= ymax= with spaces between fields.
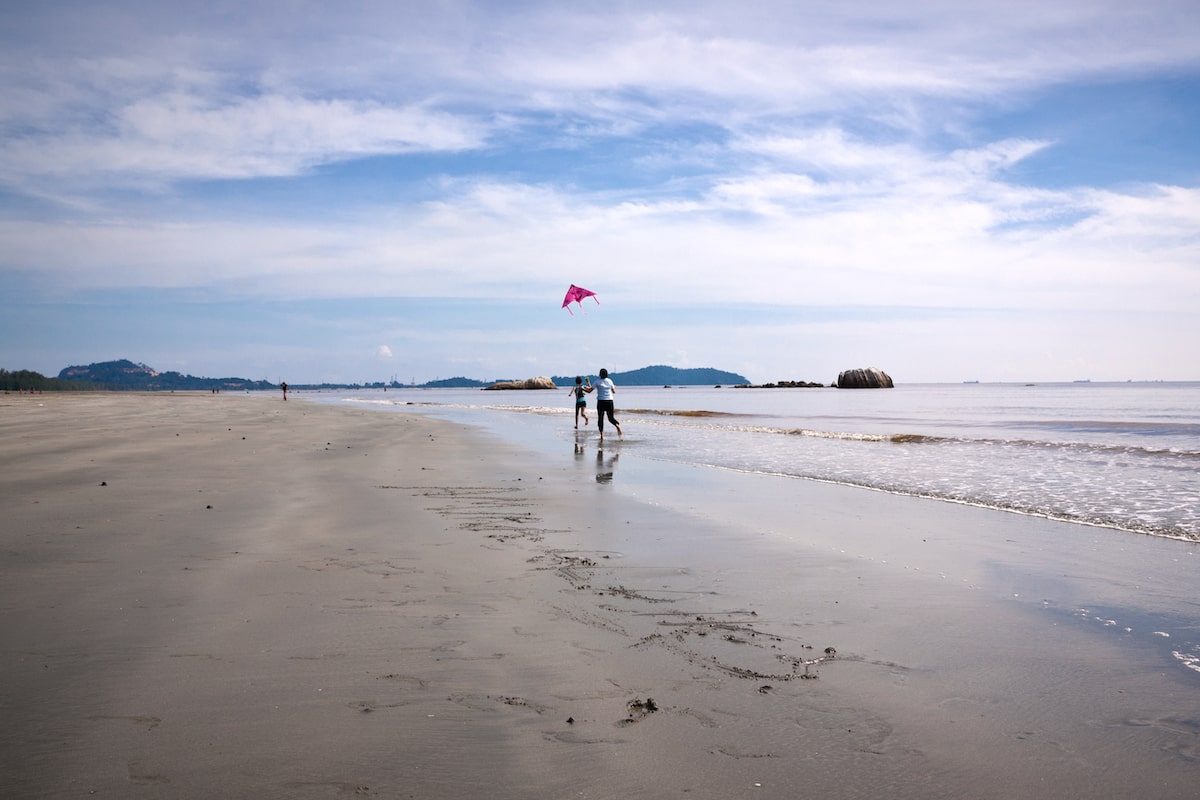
xmin=280 ymin=381 xmax=288 ymax=401
xmin=585 ymin=368 xmax=622 ymax=441
xmin=568 ymin=377 xmax=590 ymax=429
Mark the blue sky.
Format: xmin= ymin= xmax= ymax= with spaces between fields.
xmin=2 ymin=1 xmax=1198 ymax=384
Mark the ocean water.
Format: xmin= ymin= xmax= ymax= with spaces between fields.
xmin=307 ymin=381 xmax=1200 ymax=543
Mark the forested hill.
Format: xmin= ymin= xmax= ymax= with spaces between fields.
xmin=554 ymin=365 xmax=748 ymax=386
xmin=2 ymin=369 xmax=101 ymax=392
xmin=7 ymin=359 xmax=748 ymax=391
xmin=56 ymin=359 xmax=275 ymax=391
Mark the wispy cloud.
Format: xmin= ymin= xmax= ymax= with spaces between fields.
xmin=1 ymin=92 xmax=484 ymax=192
xmin=4 ymin=1 xmax=1196 ymax=189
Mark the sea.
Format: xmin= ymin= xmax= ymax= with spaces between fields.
xmin=305 ymin=381 xmax=1200 ymax=544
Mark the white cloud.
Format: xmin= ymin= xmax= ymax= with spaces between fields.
xmin=4 ymin=157 xmax=1195 ymax=316
xmin=2 ymin=1 xmax=1197 ymax=191
xmin=376 ymin=345 xmax=394 ymax=359
xmin=0 ymin=92 xmax=485 ymax=190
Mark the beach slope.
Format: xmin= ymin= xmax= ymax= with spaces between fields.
xmin=1 ymin=393 xmax=1197 ymax=798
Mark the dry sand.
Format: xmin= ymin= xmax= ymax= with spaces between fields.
xmin=2 ymin=392 xmax=1197 ymax=799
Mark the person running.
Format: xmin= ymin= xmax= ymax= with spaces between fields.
xmin=568 ymin=376 xmax=590 ymax=429
xmin=585 ymin=368 xmax=622 ymax=442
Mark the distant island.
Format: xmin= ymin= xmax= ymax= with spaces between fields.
xmin=3 ymin=359 xmax=275 ymax=392
xmin=54 ymin=359 xmax=276 ymax=392
xmin=3 ymin=360 xmax=750 ymax=392
xmin=403 ymin=366 xmax=750 ymax=389
xmin=570 ymin=366 xmax=749 ymax=386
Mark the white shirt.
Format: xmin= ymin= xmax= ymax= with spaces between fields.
xmin=594 ymin=377 xmax=615 ymax=401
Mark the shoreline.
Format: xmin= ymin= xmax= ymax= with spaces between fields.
xmin=2 ymin=392 xmax=1197 ymax=798
xmin=320 ymin=382 xmax=1200 ymax=543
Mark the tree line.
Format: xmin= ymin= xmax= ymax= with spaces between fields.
xmin=1 ymin=369 xmax=102 ymax=392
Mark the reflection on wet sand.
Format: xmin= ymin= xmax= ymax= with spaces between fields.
xmin=574 ymin=436 xmax=619 ymax=483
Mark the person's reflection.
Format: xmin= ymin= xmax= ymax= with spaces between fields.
xmin=595 ymin=447 xmax=619 ymax=483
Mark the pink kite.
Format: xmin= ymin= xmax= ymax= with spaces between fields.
xmin=561 ymin=284 xmax=599 ymax=316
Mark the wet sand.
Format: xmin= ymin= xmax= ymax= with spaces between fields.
xmin=1 ymin=392 xmax=1197 ymax=799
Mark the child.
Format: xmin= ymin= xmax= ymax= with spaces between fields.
xmin=568 ymin=376 xmax=590 ymax=429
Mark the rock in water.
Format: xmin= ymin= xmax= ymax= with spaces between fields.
xmin=836 ymin=367 xmax=894 ymax=389
xmin=484 ymin=376 xmax=557 ymax=390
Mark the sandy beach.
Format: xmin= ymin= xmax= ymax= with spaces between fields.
xmin=2 ymin=392 xmax=1197 ymax=799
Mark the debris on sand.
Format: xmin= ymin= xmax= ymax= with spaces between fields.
xmin=631 ymin=697 xmax=658 ymax=713
xmin=618 ymin=697 xmax=660 ymax=726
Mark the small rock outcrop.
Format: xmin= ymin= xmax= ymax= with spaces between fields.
xmin=836 ymin=368 xmax=894 ymax=389
xmin=484 ymin=376 xmax=557 ymax=390
xmin=734 ymin=380 xmax=827 ymax=389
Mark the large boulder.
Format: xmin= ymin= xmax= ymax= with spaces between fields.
xmin=836 ymin=367 xmax=894 ymax=389
xmin=484 ymin=376 xmax=557 ymax=390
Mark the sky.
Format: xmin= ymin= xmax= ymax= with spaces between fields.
xmin=2 ymin=1 xmax=1199 ymax=385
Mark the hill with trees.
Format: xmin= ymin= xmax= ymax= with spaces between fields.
xmin=419 ymin=377 xmax=491 ymax=388
xmin=56 ymin=359 xmax=275 ymax=391
xmin=5 ymin=359 xmax=749 ymax=392
xmin=555 ymin=365 xmax=748 ymax=386
xmin=2 ymin=369 xmax=100 ymax=392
